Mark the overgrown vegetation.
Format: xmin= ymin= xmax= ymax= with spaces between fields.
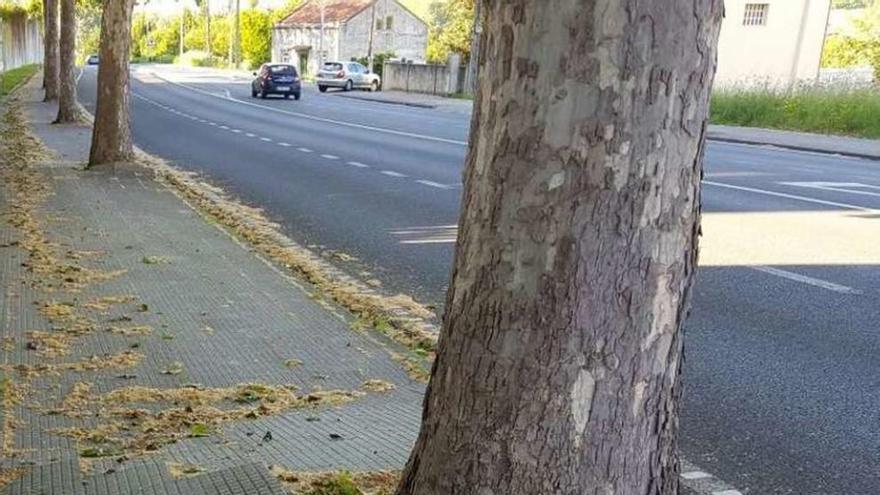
xmin=425 ymin=0 xmax=473 ymax=63
xmin=821 ymin=0 xmax=880 ymax=80
xmin=710 ymin=87 xmax=880 ymax=138
xmin=0 ymin=64 xmax=39 ymax=97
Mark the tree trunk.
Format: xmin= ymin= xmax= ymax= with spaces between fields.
xmin=42 ymin=0 xmax=60 ymax=100
xmin=88 ymin=0 xmax=136 ymax=166
xmin=204 ymin=1 xmax=211 ymax=58
xmin=395 ymin=1 xmax=723 ymax=494
xmin=54 ymin=0 xmax=77 ymax=123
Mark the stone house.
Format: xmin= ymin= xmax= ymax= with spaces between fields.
xmin=272 ymin=0 xmax=428 ymax=76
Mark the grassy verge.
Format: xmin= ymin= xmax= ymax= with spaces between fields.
xmin=710 ymin=87 xmax=880 ymax=139
xmin=0 ymin=64 xmax=39 ymax=98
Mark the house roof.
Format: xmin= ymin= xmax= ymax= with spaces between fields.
xmin=277 ymin=0 xmax=374 ymax=26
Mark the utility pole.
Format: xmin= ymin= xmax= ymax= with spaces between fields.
xmin=463 ymin=0 xmax=482 ymax=95
xmin=179 ymin=1 xmax=185 ymax=57
xmin=367 ymin=1 xmax=376 ymax=73
xmin=227 ymin=0 xmax=233 ymax=65
xmin=233 ymin=0 xmax=240 ymax=66
xmin=319 ymin=0 xmax=325 ymax=68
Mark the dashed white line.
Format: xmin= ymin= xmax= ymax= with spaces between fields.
xmin=415 ymin=180 xmax=452 ymax=189
xmin=298 ymin=147 xmax=313 ymax=153
xmin=712 ymin=491 xmax=743 ymax=495
xmin=219 ymin=125 xmax=229 ymax=130
xmin=346 ymin=161 xmax=369 ymax=168
xmin=381 ymin=170 xmax=407 ymax=178
xmin=320 ymin=154 xmax=340 ymax=160
xmin=245 ymin=132 xmax=256 ymax=137
xmin=260 ymin=137 xmax=272 ymax=142
xmin=231 ymin=129 xmax=241 ymax=133
xmin=750 ymin=266 xmax=861 ymax=294
xmin=681 ymin=471 xmax=712 ymax=480
xmin=208 ymin=122 xmax=217 ymax=126
xmin=278 ymin=142 xmax=292 ymax=147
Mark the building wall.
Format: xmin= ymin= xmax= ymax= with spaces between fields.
xmin=272 ymin=24 xmax=340 ymax=75
xmin=715 ymin=0 xmax=831 ymax=87
xmin=0 ymin=15 xmax=43 ymax=74
xmin=339 ymin=0 xmax=427 ymax=63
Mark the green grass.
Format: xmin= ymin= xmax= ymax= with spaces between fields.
xmin=0 ymin=64 xmax=39 ymax=97
xmin=710 ymin=87 xmax=880 ymax=139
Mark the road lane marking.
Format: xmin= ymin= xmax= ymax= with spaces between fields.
xmin=278 ymin=142 xmax=292 ymax=147
xmin=346 ymin=161 xmax=369 ymax=168
xmin=150 ymin=73 xmax=469 ymax=146
xmin=750 ymin=266 xmax=861 ymax=295
xmin=712 ymin=491 xmax=743 ymax=495
xmin=381 ymin=170 xmax=407 ymax=177
xmin=219 ymin=125 xmax=229 ymax=130
xmin=297 ymin=147 xmax=313 ymax=153
xmin=780 ymin=181 xmax=880 ymax=198
xmin=415 ymin=180 xmax=452 ymax=189
xmin=681 ymin=471 xmax=712 ymax=480
xmin=245 ymin=132 xmax=256 ymax=137
xmin=703 ymin=180 xmax=876 ymax=212
xmin=231 ymin=129 xmax=241 ymax=133
xmin=320 ymin=154 xmax=339 ymax=160
xmin=260 ymin=137 xmax=272 ymax=142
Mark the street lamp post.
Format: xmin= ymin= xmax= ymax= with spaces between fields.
xmin=319 ymin=0 xmax=325 ymax=68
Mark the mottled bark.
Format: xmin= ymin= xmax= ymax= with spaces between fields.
xmin=42 ymin=0 xmax=60 ymax=100
xmin=54 ymin=0 xmax=78 ymax=123
xmin=396 ymin=1 xmax=723 ymax=494
xmin=88 ymin=0 xmax=136 ymax=166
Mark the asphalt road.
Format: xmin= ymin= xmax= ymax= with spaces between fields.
xmin=78 ymin=65 xmax=880 ymax=494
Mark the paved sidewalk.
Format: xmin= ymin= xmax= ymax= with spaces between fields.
xmin=0 ymin=81 xmax=423 ymax=494
xmin=332 ymin=89 xmax=880 ymax=159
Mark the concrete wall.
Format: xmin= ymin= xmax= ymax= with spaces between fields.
xmin=715 ymin=0 xmax=831 ymax=88
xmin=340 ymin=0 xmax=427 ymax=62
xmin=383 ymin=60 xmax=465 ymax=95
xmin=818 ymin=66 xmax=876 ymax=88
xmin=0 ymin=15 xmax=43 ymax=74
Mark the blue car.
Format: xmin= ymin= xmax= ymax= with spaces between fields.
xmin=251 ymin=63 xmax=301 ymax=100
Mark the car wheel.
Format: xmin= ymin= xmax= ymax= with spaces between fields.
xmin=251 ymin=88 xmax=257 ymax=98
xmin=283 ymin=93 xmax=290 ymax=99
xmin=293 ymin=92 xmax=301 ymax=101
xmin=260 ymin=90 xmax=268 ymax=99
xmin=344 ymin=80 xmax=353 ymax=92
xmin=318 ymin=85 xmax=327 ymax=93
xmin=370 ymin=80 xmax=379 ymax=92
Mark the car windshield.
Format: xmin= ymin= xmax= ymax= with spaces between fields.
xmin=322 ymin=63 xmax=343 ymax=71
xmin=268 ymin=65 xmax=296 ymax=75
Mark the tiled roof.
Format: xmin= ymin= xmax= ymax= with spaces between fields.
xmin=277 ymin=0 xmax=373 ymax=25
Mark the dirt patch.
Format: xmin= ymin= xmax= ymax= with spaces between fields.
xmin=270 ymin=466 xmax=400 ymax=494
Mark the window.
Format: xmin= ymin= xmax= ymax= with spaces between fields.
xmin=269 ymin=65 xmax=296 ymax=75
xmin=743 ymin=3 xmax=768 ymax=26
xmin=376 ymin=18 xmax=383 ymax=30
xmin=385 ymin=15 xmax=393 ymax=30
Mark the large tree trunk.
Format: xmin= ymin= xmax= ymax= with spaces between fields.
xmin=54 ymin=0 xmax=78 ymax=123
xmin=88 ymin=0 xmax=136 ymax=166
xmin=42 ymin=0 xmax=60 ymax=100
xmin=396 ymin=1 xmax=723 ymax=494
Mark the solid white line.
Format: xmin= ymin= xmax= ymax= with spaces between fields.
xmin=415 ymin=180 xmax=452 ymax=189
xmin=278 ymin=142 xmax=292 ymax=147
xmin=703 ymin=180 xmax=876 ymax=212
xmin=260 ymin=137 xmax=272 ymax=142
xmin=150 ymin=73 xmax=468 ymax=146
xmin=381 ymin=170 xmax=407 ymax=177
xmin=320 ymin=154 xmax=340 ymax=160
xmin=298 ymin=147 xmax=313 ymax=153
xmin=750 ymin=266 xmax=861 ymax=295
xmin=712 ymin=491 xmax=743 ymax=495
xmin=75 ymin=67 xmax=84 ymax=84
xmin=400 ymin=238 xmax=455 ymax=245
xmin=780 ymin=181 xmax=880 ymax=198
xmin=346 ymin=161 xmax=369 ymax=168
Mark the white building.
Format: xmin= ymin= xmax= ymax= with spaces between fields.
xmin=715 ymin=0 xmax=832 ymax=87
xmin=272 ymin=0 xmax=428 ymax=76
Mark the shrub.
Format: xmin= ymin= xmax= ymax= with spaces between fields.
xmin=175 ymin=50 xmax=221 ymax=67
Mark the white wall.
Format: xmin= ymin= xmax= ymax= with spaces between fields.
xmin=0 ymin=16 xmax=43 ymax=74
xmin=715 ymin=0 xmax=831 ymax=88
xmin=272 ymin=24 xmax=340 ymax=75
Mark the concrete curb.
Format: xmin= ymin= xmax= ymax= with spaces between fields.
xmin=706 ymin=135 xmax=880 ymax=161
xmin=331 ymin=91 xmax=438 ymax=109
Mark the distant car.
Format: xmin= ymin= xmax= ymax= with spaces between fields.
xmin=86 ymin=54 xmax=99 ymax=65
xmin=317 ymin=61 xmax=380 ymax=93
xmin=251 ymin=63 xmax=302 ymax=100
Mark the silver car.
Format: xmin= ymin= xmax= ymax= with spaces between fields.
xmin=317 ymin=61 xmax=381 ymax=93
